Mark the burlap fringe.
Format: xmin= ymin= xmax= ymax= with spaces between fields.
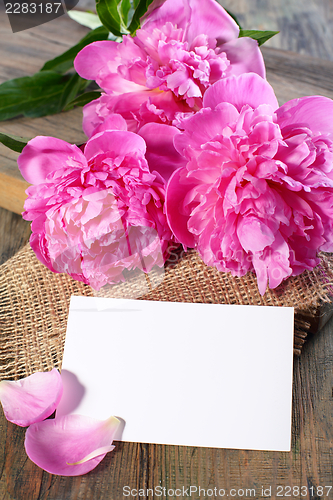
xmin=1 ymin=244 xmax=333 ymax=380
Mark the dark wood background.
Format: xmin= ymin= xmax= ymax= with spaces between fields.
xmin=1 ymin=1 xmax=333 ymax=499
xmin=220 ymin=0 xmax=333 ymax=61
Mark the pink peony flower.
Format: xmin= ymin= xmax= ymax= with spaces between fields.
xmin=165 ymin=73 xmax=333 ymax=294
xmin=18 ymin=116 xmax=178 ymax=290
xmin=74 ymin=0 xmax=265 ymax=136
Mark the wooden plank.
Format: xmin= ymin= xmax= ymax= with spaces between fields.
xmin=0 ymin=3 xmax=90 ymax=81
xmin=0 ymin=172 xmax=29 ymax=216
xmin=220 ymin=0 xmax=333 ymax=61
xmin=262 ymin=46 xmax=333 ymax=105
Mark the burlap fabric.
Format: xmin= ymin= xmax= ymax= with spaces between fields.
xmin=1 ymin=243 xmax=333 ymax=381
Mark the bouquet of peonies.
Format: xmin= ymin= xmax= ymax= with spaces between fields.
xmin=2 ymin=0 xmax=333 ymax=477
xmin=3 ymin=0 xmax=333 ymax=295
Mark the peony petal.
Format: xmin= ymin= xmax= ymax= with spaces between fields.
xmin=98 ymin=72 xmax=147 ymax=95
xmin=252 ymin=233 xmax=292 ymax=295
xmin=203 ymin=73 xmax=278 ymax=112
xmin=74 ymin=41 xmax=119 ymax=82
xmin=25 ymin=415 xmax=119 ymax=476
xmin=237 ymin=217 xmax=275 ymax=253
xmin=66 ymin=445 xmax=115 ymax=465
xmin=222 ymin=37 xmax=266 ymax=78
xmin=18 ymin=137 xmax=86 ymax=184
xmin=252 ymin=256 xmax=268 ymax=296
xmin=185 ymin=0 xmax=239 ymax=46
xmin=165 ymin=168 xmax=197 ymax=247
xmin=82 ymin=89 xmax=192 ymax=138
xmin=141 ymin=0 xmax=191 ymax=35
xmin=174 ymin=104 xmax=239 ymax=157
xmin=0 ymin=369 xmax=63 ymax=427
xmin=82 ymin=98 xmax=104 ymax=138
xmin=276 ymin=96 xmax=333 ymax=136
xmin=84 ymin=130 xmax=146 ymax=161
xmin=75 ymin=39 xmax=147 ymax=94
xmin=140 ymin=0 xmax=168 ymax=23
xmin=142 ymin=0 xmax=238 ymax=46
xmin=90 ymin=113 xmax=128 ymax=136
xmin=139 ymin=123 xmax=186 ymax=182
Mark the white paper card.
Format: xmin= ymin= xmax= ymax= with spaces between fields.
xmin=59 ymin=296 xmax=294 ymax=451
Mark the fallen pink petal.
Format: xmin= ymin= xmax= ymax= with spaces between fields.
xmin=0 ymin=369 xmax=63 ymax=427
xmin=25 ymin=415 xmax=120 ymax=476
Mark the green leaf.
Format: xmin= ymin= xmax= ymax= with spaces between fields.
xmin=128 ymin=0 xmax=155 ymax=35
xmin=0 ymin=132 xmax=29 ymax=153
xmin=239 ymin=29 xmax=279 ymax=46
xmin=63 ymin=90 xmax=102 ymax=111
xmin=96 ymin=0 xmax=124 ymax=36
xmin=67 ymin=10 xmax=103 ymax=30
xmin=0 ymin=71 xmax=87 ymax=121
xmin=95 ymin=0 xmax=155 ymax=37
xmin=225 ymin=9 xmax=242 ymax=29
xmin=59 ymin=73 xmax=89 ymax=110
xmin=120 ymin=0 xmax=131 ymax=26
xmin=40 ymin=26 xmax=109 ymax=74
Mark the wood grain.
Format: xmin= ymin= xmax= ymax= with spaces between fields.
xmin=219 ymin=0 xmax=333 ymax=61
xmin=1 ymin=2 xmax=333 ymax=498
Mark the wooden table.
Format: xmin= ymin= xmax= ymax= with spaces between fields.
xmin=1 ymin=5 xmax=333 ymax=499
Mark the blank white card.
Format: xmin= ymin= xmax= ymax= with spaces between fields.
xmin=59 ymin=296 xmax=294 ymax=451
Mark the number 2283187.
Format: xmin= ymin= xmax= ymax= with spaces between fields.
xmin=5 ymin=3 xmax=62 ymax=14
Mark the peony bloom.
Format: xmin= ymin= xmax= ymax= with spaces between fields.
xmin=74 ymin=0 xmax=265 ymax=136
xmin=25 ymin=415 xmax=119 ymax=476
xmin=165 ymin=73 xmax=333 ymax=294
xmin=0 ymin=369 xmax=63 ymax=427
xmin=18 ymin=116 xmax=177 ymax=290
